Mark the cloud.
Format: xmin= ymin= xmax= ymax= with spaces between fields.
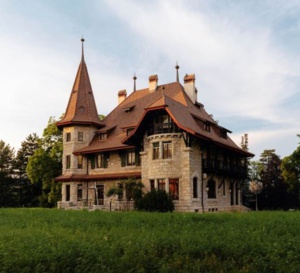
xmin=103 ymin=0 xmax=300 ymax=158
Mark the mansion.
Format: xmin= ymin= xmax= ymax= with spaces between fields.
xmin=56 ymin=40 xmax=254 ymax=212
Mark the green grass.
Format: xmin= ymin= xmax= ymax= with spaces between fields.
xmin=0 ymin=209 xmax=299 ymax=273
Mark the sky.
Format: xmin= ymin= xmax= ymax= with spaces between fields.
xmin=0 ymin=0 xmax=299 ymax=160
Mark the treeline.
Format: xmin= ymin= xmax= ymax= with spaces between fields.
xmin=0 ymin=117 xmax=62 ymax=207
xmin=243 ymin=136 xmax=300 ymax=210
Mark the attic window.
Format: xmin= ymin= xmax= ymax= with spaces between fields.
xmin=79 ymin=106 xmax=85 ymax=113
xmin=127 ymin=128 xmax=134 ymax=136
xmin=99 ymin=133 xmax=107 ymax=140
xmin=122 ymin=105 xmax=135 ymax=113
xmin=204 ymin=123 xmax=211 ymax=132
xmin=221 ymin=130 xmax=227 ymax=139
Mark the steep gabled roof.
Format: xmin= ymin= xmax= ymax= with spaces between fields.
xmin=74 ymin=81 xmax=253 ymax=157
xmin=57 ymin=40 xmax=102 ymax=128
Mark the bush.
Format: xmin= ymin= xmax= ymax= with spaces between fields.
xmin=134 ymin=189 xmax=174 ymax=212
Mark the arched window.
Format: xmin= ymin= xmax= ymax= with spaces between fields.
xmin=207 ymin=179 xmax=216 ymax=199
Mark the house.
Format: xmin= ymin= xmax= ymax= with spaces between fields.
xmin=56 ymin=40 xmax=254 ymax=212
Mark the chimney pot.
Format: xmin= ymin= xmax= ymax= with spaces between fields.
xmin=118 ymin=89 xmax=127 ymax=105
xmin=184 ymin=74 xmax=197 ymax=103
xmin=149 ymin=74 xmax=158 ymax=92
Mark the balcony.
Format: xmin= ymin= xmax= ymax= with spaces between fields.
xmin=202 ymin=158 xmax=247 ymax=178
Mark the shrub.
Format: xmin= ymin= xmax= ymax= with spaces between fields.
xmin=135 ymin=189 xmax=174 ymax=212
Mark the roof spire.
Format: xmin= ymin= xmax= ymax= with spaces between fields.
xmin=175 ymin=62 xmax=180 ymax=82
xmin=81 ymin=37 xmax=85 ymax=61
xmin=133 ymin=73 xmax=137 ymax=92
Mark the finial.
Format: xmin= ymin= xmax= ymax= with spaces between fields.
xmin=133 ymin=73 xmax=137 ymax=92
xmin=175 ymin=62 xmax=180 ymax=82
xmin=81 ymin=37 xmax=85 ymax=61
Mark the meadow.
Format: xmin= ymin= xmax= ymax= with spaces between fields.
xmin=0 ymin=209 xmax=299 ymax=273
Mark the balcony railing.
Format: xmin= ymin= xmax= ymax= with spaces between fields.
xmin=147 ymin=123 xmax=180 ymax=136
xmin=202 ymin=158 xmax=247 ymax=178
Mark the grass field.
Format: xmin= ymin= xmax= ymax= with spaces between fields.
xmin=0 ymin=209 xmax=299 ymax=273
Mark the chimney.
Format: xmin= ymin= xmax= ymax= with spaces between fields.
xmin=184 ymin=74 xmax=197 ymax=103
xmin=149 ymin=74 xmax=158 ymax=92
xmin=118 ymin=89 xmax=127 ymax=105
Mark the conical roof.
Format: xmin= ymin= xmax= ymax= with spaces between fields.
xmin=57 ymin=40 xmax=102 ymax=128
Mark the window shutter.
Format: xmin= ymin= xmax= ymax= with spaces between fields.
xmin=135 ymin=150 xmax=140 ymax=166
xmin=120 ymin=152 xmax=126 ymax=167
xmin=90 ymin=155 xmax=95 ymax=169
xmin=103 ymin=153 xmax=109 ymax=168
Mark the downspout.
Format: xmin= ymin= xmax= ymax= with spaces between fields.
xmin=86 ymin=155 xmax=89 ymax=205
xmin=201 ymin=150 xmax=204 ymax=213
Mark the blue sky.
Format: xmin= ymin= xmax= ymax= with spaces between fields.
xmin=0 ymin=0 xmax=299 ymax=159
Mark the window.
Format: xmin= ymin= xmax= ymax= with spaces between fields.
xmin=163 ymin=141 xmax=172 ymax=159
xmin=153 ymin=142 xmax=159 ymax=160
xmin=148 ymin=113 xmax=179 ymax=135
xmin=120 ymin=151 xmax=140 ymax=167
xmin=207 ymin=179 xmax=216 ymax=199
xmin=126 ymin=128 xmax=134 ymax=136
xmin=99 ymin=133 xmax=107 ymax=140
xmin=66 ymin=155 xmax=71 ymax=169
xmin=77 ymin=184 xmax=83 ymax=201
xmin=222 ymin=181 xmax=226 ymax=196
xmin=126 ymin=151 xmax=135 ymax=166
xmin=221 ymin=130 xmax=227 ymax=139
xmin=96 ymin=153 xmax=108 ymax=168
xmin=204 ymin=123 xmax=211 ymax=132
xmin=95 ymin=185 xmax=104 ymax=205
xmin=158 ymin=179 xmax=165 ymax=191
xmin=78 ymin=132 xmax=83 ymax=141
xmin=66 ymin=133 xmax=71 ymax=142
xmin=77 ymin=155 xmax=83 ymax=169
xmin=150 ymin=179 xmax=155 ymax=191
xmin=66 ymin=185 xmax=70 ymax=201
xmin=193 ymin=177 xmax=198 ymax=198
xmin=169 ymin=178 xmax=179 ymax=200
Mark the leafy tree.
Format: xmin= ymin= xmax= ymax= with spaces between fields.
xmin=27 ymin=117 xmax=62 ymax=207
xmin=0 ymin=140 xmax=17 ymax=207
xmin=14 ymin=133 xmax=40 ymax=206
xmin=281 ymin=137 xmax=300 ymax=208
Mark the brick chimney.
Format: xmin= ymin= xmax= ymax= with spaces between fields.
xmin=184 ymin=74 xmax=197 ymax=104
xmin=118 ymin=89 xmax=127 ymax=105
xmin=149 ymin=74 xmax=158 ymax=92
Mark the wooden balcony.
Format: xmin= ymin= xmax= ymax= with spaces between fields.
xmin=202 ymin=159 xmax=247 ymax=178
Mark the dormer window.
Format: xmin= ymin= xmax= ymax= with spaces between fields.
xmin=221 ymin=130 xmax=227 ymax=139
xmin=99 ymin=133 xmax=107 ymax=140
xmin=126 ymin=128 xmax=134 ymax=136
xmin=204 ymin=123 xmax=211 ymax=132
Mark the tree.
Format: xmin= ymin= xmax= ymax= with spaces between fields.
xmin=0 ymin=140 xmax=17 ymax=207
xmin=281 ymin=138 xmax=300 ymax=208
xmin=258 ymin=149 xmax=286 ymax=209
xmin=27 ymin=117 xmax=62 ymax=207
xmin=14 ymin=133 xmax=40 ymax=206
xmin=249 ymin=181 xmax=263 ymax=211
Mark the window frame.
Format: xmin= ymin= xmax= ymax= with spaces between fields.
xmin=66 ymin=155 xmax=71 ymax=169
xmin=169 ymin=178 xmax=179 ymax=200
xmin=77 ymin=155 xmax=83 ymax=169
xmin=162 ymin=141 xmax=172 ymax=159
xmin=66 ymin=132 xmax=71 ymax=142
xmin=78 ymin=132 xmax=83 ymax=141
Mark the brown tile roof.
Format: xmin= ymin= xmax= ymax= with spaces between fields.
xmin=74 ymin=81 xmax=253 ymax=157
xmin=55 ymin=171 xmax=141 ymax=182
xmin=56 ymin=55 xmax=102 ymax=128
